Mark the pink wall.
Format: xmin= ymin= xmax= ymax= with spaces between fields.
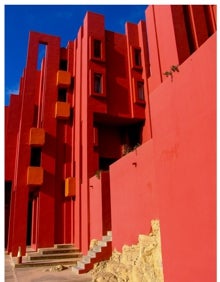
xmin=109 ymin=33 xmax=216 ymax=281
xmin=110 ymin=140 xmax=157 ymax=247
xmin=89 ymin=171 xmax=111 ymax=241
xmin=89 ymin=175 xmax=103 ymax=240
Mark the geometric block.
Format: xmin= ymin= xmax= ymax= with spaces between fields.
xmin=29 ymin=128 xmax=45 ymax=146
xmin=65 ymin=177 xmax=76 ymax=197
xmin=27 ymin=166 xmax=44 ymax=185
xmin=56 ymin=70 xmax=71 ymax=88
xmin=55 ymin=101 xmax=70 ymax=119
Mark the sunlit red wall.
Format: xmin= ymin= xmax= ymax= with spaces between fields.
xmin=110 ymin=31 xmax=216 ymax=282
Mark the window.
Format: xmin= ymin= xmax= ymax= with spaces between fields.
xmin=58 ymin=88 xmax=67 ymax=102
xmin=94 ymin=73 xmax=102 ymax=93
xmin=59 ymin=59 xmax=67 ymax=71
xmin=94 ymin=39 xmax=102 ymax=58
xmin=30 ymin=147 xmax=42 ymax=167
xmin=137 ymin=81 xmax=145 ymax=101
xmin=134 ymin=48 xmax=142 ymax=66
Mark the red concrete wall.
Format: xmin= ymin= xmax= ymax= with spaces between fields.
xmin=89 ymin=175 xmax=103 ymax=240
xmin=106 ymin=30 xmax=130 ymax=117
xmin=152 ymin=33 xmax=216 ymax=282
xmin=110 ymin=139 xmax=157 ymax=247
xmin=110 ymin=32 xmax=216 ymax=281
xmin=5 ymin=6 xmax=216 ymax=279
xmin=5 ymin=95 xmax=22 ymax=180
xmin=89 ymin=171 xmax=111 ymax=241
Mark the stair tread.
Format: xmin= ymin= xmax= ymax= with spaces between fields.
xmin=13 ymin=257 xmax=80 ymax=267
xmin=28 ymin=252 xmax=82 ymax=257
xmin=28 ymin=255 xmax=82 ymax=261
xmin=38 ymin=246 xmax=79 ymax=252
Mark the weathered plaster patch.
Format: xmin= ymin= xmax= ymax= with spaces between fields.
xmin=90 ymin=219 xmax=164 ymax=282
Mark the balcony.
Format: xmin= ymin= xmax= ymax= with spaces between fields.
xmin=29 ymin=128 xmax=45 ymax=146
xmin=55 ymin=101 xmax=70 ymax=119
xmin=27 ymin=166 xmax=44 ymax=186
xmin=56 ymin=70 xmax=71 ymax=88
xmin=65 ymin=177 xmax=75 ymax=197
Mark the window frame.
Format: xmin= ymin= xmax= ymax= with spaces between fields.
xmin=133 ymin=78 xmax=146 ymax=105
xmin=131 ymin=46 xmax=143 ymax=71
xmin=90 ymin=69 xmax=106 ymax=98
xmin=89 ymin=36 xmax=105 ymax=62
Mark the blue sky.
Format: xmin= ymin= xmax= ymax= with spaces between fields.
xmin=4 ymin=5 xmax=148 ymax=106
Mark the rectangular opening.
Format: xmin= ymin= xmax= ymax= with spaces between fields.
xmin=59 ymin=59 xmax=68 ymax=71
xmin=58 ymin=88 xmax=67 ymax=102
xmin=137 ymin=81 xmax=145 ymax=101
xmin=94 ymin=39 xmax=102 ymax=58
xmin=30 ymin=147 xmax=42 ymax=167
xmin=94 ymin=73 xmax=102 ymax=94
xmin=37 ymin=43 xmax=47 ymax=70
xmin=5 ymin=181 xmax=12 ymax=247
xmin=134 ymin=48 xmax=142 ymax=66
xmin=99 ymin=157 xmax=117 ymax=171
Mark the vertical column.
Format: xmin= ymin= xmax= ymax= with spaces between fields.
xmin=188 ymin=5 xmax=209 ymax=48
xmin=152 ymin=5 xmax=180 ymax=81
xmin=9 ymin=30 xmax=40 ymax=255
xmin=145 ymin=6 xmax=162 ymax=93
xmin=138 ymin=20 xmax=152 ymax=141
xmin=74 ymin=28 xmax=83 ymax=250
xmin=36 ymin=33 xmax=60 ymax=248
xmin=171 ymin=5 xmax=191 ymax=64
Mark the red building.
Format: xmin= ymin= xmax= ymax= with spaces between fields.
xmin=5 ymin=5 xmax=216 ymax=281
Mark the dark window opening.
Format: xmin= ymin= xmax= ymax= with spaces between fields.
xmin=94 ymin=73 xmax=102 ymax=93
xmin=94 ymin=39 xmax=102 ymax=58
xmin=59 ymin=59 xmax=68 ymax=71
xmin=120 ymin=123 xmax=143 ymax=154
xmin=26 ymin=195 xmax=33 ymax=245
xmin=183 ymin=5 xmax=197 ymax=54
xmin=99 ymin=157 xmax=117 ymax=171
xmin=58 ymin=88 xmax=67 ymax=102
xmin=30 ymin=147 xmax=42 ymax=167
xmin=33 ymin=105 xmax=38 ymax=127
xmin=71 ymin=77 xmax=75 ymax=91
xmin=5 ymin=181 xmax=12 ymax=247
xmin=37 ymin=43 xmax=47 ymax=70
xmin=137 ymin=81 xmax=145 ymax=100
xmin=134 ymin=48 xmax=142 ymax=66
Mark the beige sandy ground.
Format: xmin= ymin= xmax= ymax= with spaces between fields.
xmin=5 ymin=254 xmax=92 ymax=282
xmin=5 ymin=220 xmax=163 ymax=282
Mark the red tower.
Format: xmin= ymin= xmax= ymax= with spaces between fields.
xmin=5 ymin=5 xmax=216 ymax=281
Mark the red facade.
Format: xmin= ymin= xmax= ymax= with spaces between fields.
xmin=5 ymin=5 xmax=216 ymax=281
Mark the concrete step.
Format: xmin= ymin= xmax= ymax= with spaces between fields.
xmin=54 ymin=244 xmax=74 ymax=249
xmin=27 ymin=252 xmax=82 ymax=261
xmin=98 ymin=240 xmax=107 ymax=247
xmin=107 ymin=231 xmax=112 ymax=237
xmin=14 ymin=257 xmax=80 ymax=268
xmin=12 ymin=244 xmax=82 ymax=268
xmin=38 ymin=247 xmax=80 ymax=255
xmin=102 ymin=235 xmax=112 ymax=242
xmin=72 ymin=230 xmax=112 ymax=274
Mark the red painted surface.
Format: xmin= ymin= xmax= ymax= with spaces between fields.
xmin=5 ymin=5 xmax=216 ymax=281
xmin=110 ymin=31 xmax=216 ymax=282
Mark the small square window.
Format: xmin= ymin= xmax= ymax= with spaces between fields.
xmin=94 ymin=39 xmax=102 ymax=58
xmin=94 ymin=73 xmax=102 ymax=93
xmin=137 ymin=81 xmax=145 ymax=101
